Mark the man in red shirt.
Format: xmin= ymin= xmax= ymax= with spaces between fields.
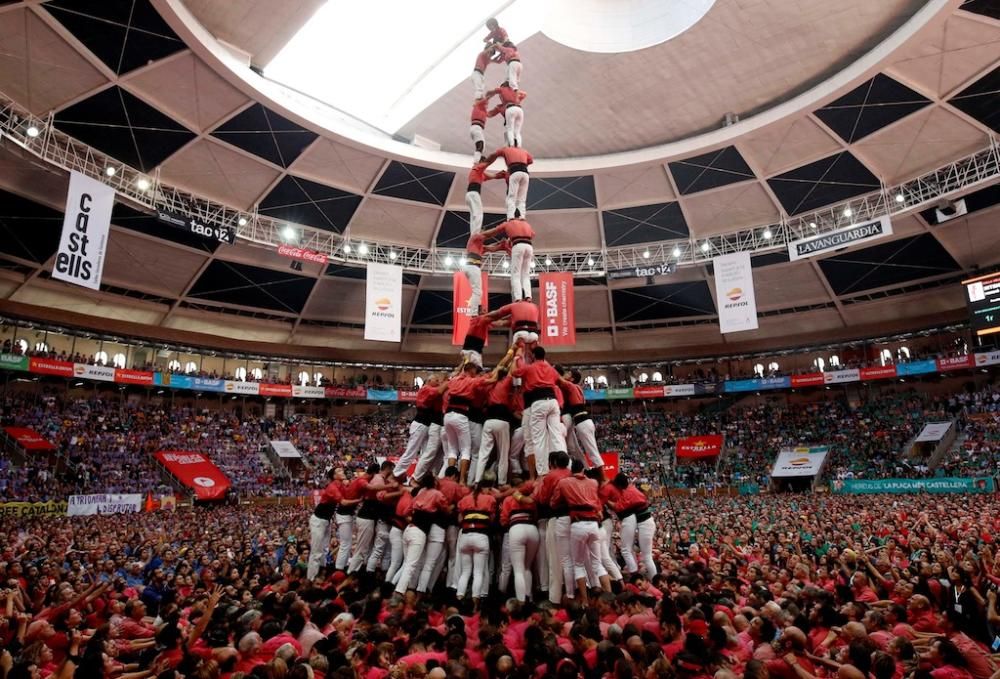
xmin=512 ymin=345 xmax=566 ymax=479
xmin=558 ymin=367 xmax=603 ymax=469
xmin=308 ymin=466 xmax=346 ymax=581
xmin=483 ymin=18 xmax=508 ymax=46
xmin=335 ymin=466 xmax=369 ymax=570
xmin=496 ymin=298 xmax=539 ymax=347
xmin=470 ymin=46 xmax=494 ymax=101
xmin=395 ymin=375 xmax=445 ymax=482
xmin=443 ymin=363 xmax=486 ymax=484
xmin=532 ymin=451 xmax=571 ymax=603
xmin=346 ymin=462 xmax=382 ymax=574
xmin=553 ymin=459 xmax=610 ymax=604
xmin=476 ymin=364 xmax=515 ymax=484
xmin=495 ymin=215 xmax=535 ymax=302
xmin=483 ymin=146 xmax=533 ymax=220
xmin=613 ymin=473 xmax=657 ymax=577
xmin=465 ymin=161 xmax=505 ymax=234
xmin=487 ymin=83 xmax=527 ymax=148
xmin=412 ymin=381 xmax=446 ymax=482
xmin=469 ymin=99 xmax=492 ymax=164
xmin=461 ymin=225 xmax=506 ymax=319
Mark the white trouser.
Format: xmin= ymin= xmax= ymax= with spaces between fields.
xmin=395 ymin=421 xmax=428 ymax=478
xmin=442 ymin=411 xmax=472 ymax=462
xmin=466 ymin=189 xmax=483 ymax=231
xmin=471 ymin=69 xmax=485 ymax=99
xmin=546 ymin=517 xmax=562 ymax=604
xmin=460 ymin=349 xmax=483 ymax=369
xmin=530 ymin=398 xmax=566 ymax=464
xmin=507 ymin=60 xmax=522 ymax=90
xmin=477 ymin=418 xmax=510 ymax=484
xmin=366 ymin=519 xmax=390 ymax=572
xmin=307 ymin=514 xmax=331 ymax=580
xmin=457 ymin=531 xmax=491 ymax=599
xmin=395 ymin=525 xmax=427 ymax=594
xmin=563 ymin=413 xmax=581 ymax=460
xmin=536 ymin=518 xmax=549 ymax=594
xmin=599 ymin=519 xmax=623 ymax=581
xmin=602 ymin=517 xmax=619 ymax=565
xmin=503 ymin=105 xmax=524 ymax=147
xmin=384 ymin=526 xmax=404 ymax=583
xmin=413 ymin=423 xmax=442 ymax=480
xmin=509 ymin=425 xmax=524 ymax=476
xmin=508 ymin=523 xmax=539 ymax=601
xmin=620 ymin=514 xmax=655 ymax=575
xmin=555 ymin=516 xmax=574 ymax=599
xmin=521 ymin=409 xmax=540 ymax=473
xmin=444 ymin=525 xmax=460 ymax=589
xmin=462 ymin=263 xmax=483 ymax=314
xmin=510 ymin=241 xmax=533 ymax=301
xmin=348 ymin=516 xmax=376 ymax=573
xmin=469 ymin=421 xmax=483 ymax=476
xmin=334 ymin=513 xmax=355 ymax=570
xmin=506 ymin=170 xmax=529 ymax=219
xmin=512 ymin=330 xmax=538 ymax=346
xmin=574 ymin=419 xmax=604 ymax=469
xmin=469 ymin=126 xmax=485 ymax=163
xmin=571 ymin=520 xmax=606 ymax=582
xmin=416 ymin=525 xmax=445 ymax=592
xmin=498 ymin=534 xmax=512 ymax=595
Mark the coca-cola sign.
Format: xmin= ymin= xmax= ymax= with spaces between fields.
xmin=277 ymin=244 xmax=328 ymax=265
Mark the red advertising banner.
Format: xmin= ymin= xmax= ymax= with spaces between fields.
xmin=600 ymin=452 xmax=619 ymax=479
xmin=4 ymin=427 xmax=56 ymax=451
xmin=860 ymin=366 xmax=897 ymax=381
xmin=29 ymin=357 xmax=74 ymax=377
xmin=452 ymin=271 xmax=489 ymax=346
xmin=153 ymin=451 xmax=231 ymax=500
xmin=114 ymin=369 xmax=154 ymax=385
xmin=791 ymin=373 xmax=825 ymax=388
xmin=324 ymin=386 xmax=368 ymax=399
xmin=633 ymin=385 xmax=665 ymax=399
xmin=676 ymin=434 xmax=724 ymax=459
xmin=538 ymin=272 xmax=575 ymax=346
xmin=259 ymin=383 xmax=293 ymax=397
xmin=398 ymin=389 xmax=419 ymax=402
xmin=277 ymin=244 xmax=328 ymax=265
xmin=936 ymin=355 xmax=973 ymax=372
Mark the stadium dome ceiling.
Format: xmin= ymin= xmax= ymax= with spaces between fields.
xmin=0 ymin=0 xmax=997 ymax=363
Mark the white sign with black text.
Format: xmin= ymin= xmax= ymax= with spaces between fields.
xmin=53 ymin=171 xmax=113 ymax=290
xmin=364 ymin=263 xmax=403 ymax=342
xmin=788 ymin=216 xmax=893 ymax=261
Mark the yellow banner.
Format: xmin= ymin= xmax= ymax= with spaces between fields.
xmin=0 ymin=500 xmax=68 ymax=518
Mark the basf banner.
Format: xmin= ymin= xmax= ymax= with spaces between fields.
xmin=53 ymin=171 xmax=113 ymax=290
xmin=452 ymin=270 xmax=489 ymax=345
xmin=67 ymin=494 xmax=143 ymax=516
xmin=270 ymin=441 xmax=301 ymax=458
xmin=713 ymin=251 xmax=758 ymax=334
xmin=676 ymin=435 xmax=724 ymax=459
xmin=914 ymin=422 xmax=952 ymax=442
xmin=788 ymin=216 xmax=892 ymax=261
xmin=538 ymin=272 xmax=575 ymax=346
xmin=771 ymin=446 xmax=829 ymax=478
xmin=364 ymin=263 xmax=403 ymax=342
xmin=154 ymin=451 xmax=231 ymax=500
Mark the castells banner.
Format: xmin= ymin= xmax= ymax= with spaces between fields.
xmin=676 ymin=435 xmax=724 ymax=459
xmin=831 ymin=477 xmax=994 ymax=494
xmin=154 ymin=451 xmax=231 ymax=500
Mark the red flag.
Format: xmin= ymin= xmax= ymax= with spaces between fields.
xmin=154 ymin=451 xmax=231 ymax=500
xmin=452 ymin=270 xmax=489 ymax=346
xmin=538 ymin=272 xmax=575 ymax=346
xmin=600 ymin=452 xmax=619 ymax=478
xmin=676 ymin=435 xmax=724 ymax=459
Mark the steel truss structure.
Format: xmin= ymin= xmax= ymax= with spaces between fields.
xmin=1 ymin=94 xmax=998 ymax=277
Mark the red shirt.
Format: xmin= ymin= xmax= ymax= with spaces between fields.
xmin=598 ymin=482 xmax=620 ymax=508
xmin=471 ymin=99 xmax=489 ymax=124
xmin=466 ymin=231 xmax=487 ymax=257
xmin=439 ymin=477 xmax=469 ymax=505
xmin=412 ymin=488 xmax=449 ymax=513
xmin=500 ymin=218 xmax=534 ymax=240
xmin=395 ymin=492 xmax=414 ymax=520
xmin=615 ymin=485 xmax=649 ymax=514
xmin=485 ymin=26 xmax=508 ymax=43
xmin=500 ymin=492 xmax=537 ymax=526
xmin=474 ymin=49 xmax=491 ymax=72
xmin=512 ymin=358 xmax=560 ymax=392
xmin=488 ymin=375 xmax=514 ymax=408
xmin=344 ymin=476 xmax=369 ymax=502
xmin=468 ymin=164 xmax=491 ymax=185
xmin=533 ymin=467 xmax=571 ymax=508
xmin=498 ymin=300 xmax=539 ymax=327
xmin=559 ymin=381 xmax=585 ymax=407
xmin=318 ymin=480 xmax=344 ymax=505
xmin=457 ymin=491 xmax=497 ymax=527
xmin=415 ymin=383 xmax=441 ymax=409
xmin=552 ymin=474 xmax=601 ymax=519
xmin=497 ymin=43 xmax=519 ymax=62
xmin=489 ymin=85 xmax=525 ymax=108
xmin=446 ymin=374 xmax=483 ymax=409
xmin=495 ymin=146 xmax=533 ymax=168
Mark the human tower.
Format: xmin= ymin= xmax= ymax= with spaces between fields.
xmin=309 ymin=19 xmax=658 ymax=609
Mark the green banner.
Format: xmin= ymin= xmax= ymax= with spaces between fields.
xmin=831 ymin=477 xmax=994 ymax=494
xmin=606 ymin=387 xmax=634 ymax=400
xmin=0 ymin=353 xmax=28 ymax=371
xmin=739 ymin=483 xmax=761 ymax=495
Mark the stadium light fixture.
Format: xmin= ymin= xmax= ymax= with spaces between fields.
xmin=136 ymin=177 xmax=151 ymax=191
xmin=358 ymin=243 xmax=369 ymax=255
xmin=342 ymin=244 xmax=351 ymax=254
xmin=843 ymin=208 xmax=853 ymax=218
xmin=762 ymin=228 xmax=772 ymax=240
xmin=105 ymin=166 xmax=117 ymax=177
xmin=642 ymin=250 xmax=650 ymax=259
xmin=701 ymin=241 xmax=710 ymax=252
xmin=545 ymin=257 xmax=553 ymax=266
xmin=587 ymin=257 xmax=594 ymax=266
xmin=672 ymin=246 xmax=681 ymax=258
xmin=444 ymin=255 xmax=453 ymax=266
xmin=809 ymin=222 xmax=817 ymax=229
xmin=502 ymin=260 xmax=509 ymax=269
xmin=389 ymin=250 xmax=397 ymax=260
xmin=895 ymin=193 xmax=905 ymax=203
xmin=282 ymin=225 xmax=297 ymax=242
xmin=25 ymin=125 xmax=39 ymax=138
xmin=237 ymin=217 xmax=248 ymax=226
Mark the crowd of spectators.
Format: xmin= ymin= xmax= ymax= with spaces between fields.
xmin=1 ymin=488 xmax=999 ymax=679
